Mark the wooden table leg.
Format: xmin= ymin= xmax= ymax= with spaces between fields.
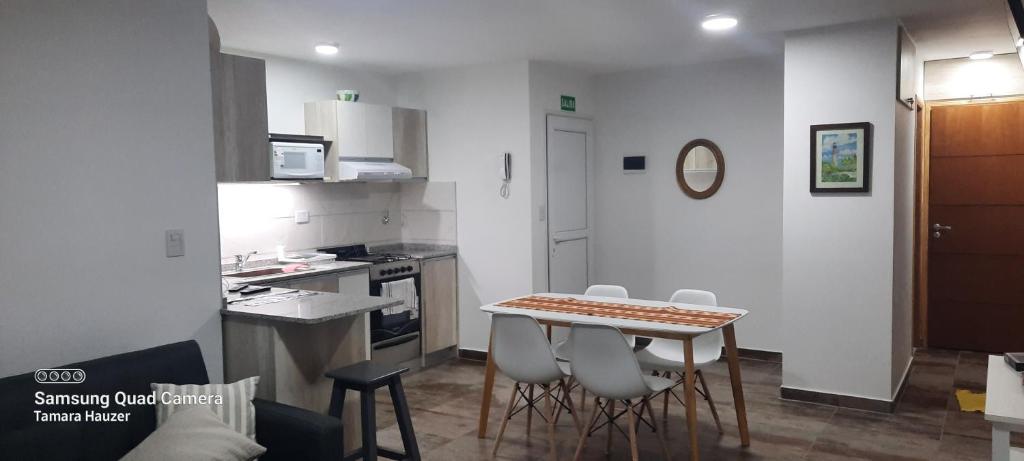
xmin=477 ymin=329 xmax=497 ymax=438
xmin=722 ymin=324 xmax=750 ymax=447
xmin=683 ymin=338 xmax=700 ymax=460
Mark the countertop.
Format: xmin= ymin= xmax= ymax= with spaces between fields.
xmin=222 ymin=260 xmax=371 ymax=285
xmin=221 ymin=287 xmax=401 ymax=324
xmin=370 ymin=243 xmax=457 ymax=260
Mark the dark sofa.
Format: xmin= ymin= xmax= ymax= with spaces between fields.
xmin=0 ymin=340 xmax=342 ymax=460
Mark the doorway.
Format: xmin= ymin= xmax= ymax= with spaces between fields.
xmin=546 ymin=115 xmax=593 ymax=294
xmin=917 ymin=99 xmax=1024 ymax=352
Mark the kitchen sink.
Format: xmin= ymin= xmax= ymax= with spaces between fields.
xmin=224 ymin=267 xmax=287 ymax=278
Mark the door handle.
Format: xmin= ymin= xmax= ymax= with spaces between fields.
xmin=932 ymin=223 xmax=952 ymax=239
xmin=552 ymin=236 xmax=587 ymax=244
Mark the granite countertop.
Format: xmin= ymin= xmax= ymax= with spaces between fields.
xmin=221 ymin=260 xmax=371 ymax=285
xmin=370 ymin=243 xmax=457 ymax=260
xmin=221 ymin=287 xmax=401 ymax=324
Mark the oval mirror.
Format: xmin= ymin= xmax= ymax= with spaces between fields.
xmin=676 ymin=139 xmax=725 ymax=199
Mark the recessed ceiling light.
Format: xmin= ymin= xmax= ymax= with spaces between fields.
xmin=1017 ymin=37 xmax=1024 ymax=48
xmin=314 ymin=43 xmax=339 ymax=55
xmin=701 ymin=14 xmax=738 ymax=31
xmin=968 ymin=50 xmax=993 ymax=60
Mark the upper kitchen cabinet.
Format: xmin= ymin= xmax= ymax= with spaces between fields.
xmin=305 ymin=101 xmax=429 ymax=181
xmin=211 ymin=53 xmax=270 ymax=182
xmin=305 ymin=101 xmax=394 ymax=181
xmin=393 ymin=107 xmax=429 ymax=179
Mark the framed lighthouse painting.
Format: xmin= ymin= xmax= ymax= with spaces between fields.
xmin=810 ymin=122 xmax=872 ymax=193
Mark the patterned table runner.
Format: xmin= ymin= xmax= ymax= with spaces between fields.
xmin=495 ymin=295 xmax=739 ymax=328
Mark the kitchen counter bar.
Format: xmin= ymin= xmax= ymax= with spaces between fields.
xmin=220 ymin=287 xmax=400 ymax=324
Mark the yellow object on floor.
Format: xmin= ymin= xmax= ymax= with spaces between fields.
xmin=955 ymin=389 xmax=986 ymax=413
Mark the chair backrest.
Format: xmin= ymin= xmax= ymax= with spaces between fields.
xmin=584 ymin=284 xmax=628 ymax=298
xmin=491 ymin=313 xmax=566 ymax=384
xmin=669 ymin=289 xmax=724 ymax=358
xmin=568 ymin=323 xmax=652 ymax=400
xmin=584 ymin=284 xmax=634 ymax=345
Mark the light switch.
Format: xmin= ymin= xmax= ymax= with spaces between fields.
xmin=165 ymin=229 xmax=185 ymax=258
xmin=295 ymin=210 xmax=310 ymax=224
xmin=538 ymin=205 xmax=546 ymax=222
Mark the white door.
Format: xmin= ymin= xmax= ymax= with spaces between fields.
xmin=547 ymin=115 xmax=592 ymax=294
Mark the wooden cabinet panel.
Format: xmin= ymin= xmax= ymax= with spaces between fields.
xmin=393 ymin=107 xmax=428 ymax=178
xmin=364 ymin=103 xmax=394 ymax=159
xmin=422 ymin=257 xmax=457 ymax=354
xmin=213 ymin=54 xmax=269 ymax=182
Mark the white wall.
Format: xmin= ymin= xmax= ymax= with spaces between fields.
xmin=592 ymin=58 xmax=785 ymax=352
xmin=395 ymin=62 xmax=533 ymax=351
xmin=221 ymin=51 xmax=398 ymax=134
xmin=782 ymin=20 xmax=902 ymax=401
xmin=527 ymin=62 xmax=597 ymax=292
xmin=0 ymin=0 xmax=223 ymax=379
xmin=892 ymin=97 xmax=915 ymax=392
xmin=924 ymin=53 xmax=1024 ymax=101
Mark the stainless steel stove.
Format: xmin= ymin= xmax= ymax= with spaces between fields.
xmin=317 ymin=244 xmax=421 ymax=367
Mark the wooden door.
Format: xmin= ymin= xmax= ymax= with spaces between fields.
xmin=927 ymin=101 xmax=1024 ymax=352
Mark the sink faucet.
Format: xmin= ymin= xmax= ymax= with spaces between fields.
xmin=234 ymin=251 xmax=257 ymax=271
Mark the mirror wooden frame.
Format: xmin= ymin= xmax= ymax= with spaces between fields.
xmin=676 ymin=139 xmax=725 ymax=199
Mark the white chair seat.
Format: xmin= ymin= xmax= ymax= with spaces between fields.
xmin=635 ymin=338 xmax=720 ymax=372
xmin=557 ymin=360 xmax=571 ymax=376
xmin=642 ymin=374 xmax=675 ymax=394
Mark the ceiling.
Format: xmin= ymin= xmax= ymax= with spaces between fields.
xmin=207 ymin=0 xmax=1017 ymax=74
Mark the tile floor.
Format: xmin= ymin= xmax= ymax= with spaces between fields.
xmin=373 ymin=349 xmax=1004 ymax=460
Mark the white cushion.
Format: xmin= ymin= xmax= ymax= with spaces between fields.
xmin=120 ymin=406 xmax=266 ymax=461
xmin=152 ymin=376 xmax=259 ymax=439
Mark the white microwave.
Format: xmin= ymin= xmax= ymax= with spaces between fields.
xmin=270 ymin=141 xmax=325 ymax=179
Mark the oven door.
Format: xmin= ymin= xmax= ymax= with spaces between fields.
xmin=369 ymin=274 xmax=422 ymax=365
xmin=271 ymin=143 xmax=324 ymax=179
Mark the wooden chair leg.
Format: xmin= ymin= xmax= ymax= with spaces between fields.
xmin=560 ymin=379 xmax=583 ymax=434
xmin=543 ymin=385 xmax=556 ymax=461
xmin=573 ymin=397 xmax=602 ymax=461
xmin=492 ymin=383 xmax=519 ymax=456
xmin=526 ymin=384 xmax=535 ymax=434
xmin=606 ymin=399 xmax=616 ymax=454
xmin=625 ymin=400 xmax=640 ymax=461
xmin=644 ymin=397 xmax=671 ymax=460
xmin=696 ymin=370 xmax=723 ymax=435
xmin=663 ymin=372 xmax=671 ymax=421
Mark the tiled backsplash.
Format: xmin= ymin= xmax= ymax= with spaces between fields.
xmin=218 ymin=181 xmax=456 ymax=260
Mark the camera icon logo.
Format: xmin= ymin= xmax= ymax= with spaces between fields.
xmin=35 ymin=368 xmax=85 ymax=384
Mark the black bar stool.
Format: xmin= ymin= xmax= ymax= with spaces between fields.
xmin=326 ymin=361 xmax=421 ymax=461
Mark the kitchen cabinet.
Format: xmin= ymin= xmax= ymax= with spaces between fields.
xmin=421 ymin=256 xmax=457 ymax=354
xmin=393 ymin=107 xmax=429 ymax=179
xmin=211 ymin=53 xmax=269 ymax=182
xmin=305 ymin=101 xmax=395 ymax=182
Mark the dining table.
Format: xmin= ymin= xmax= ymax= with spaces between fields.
xmin=476 ymin=293 xmax=751 ymax=460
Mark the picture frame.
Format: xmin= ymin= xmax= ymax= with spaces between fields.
xmin=809 ymin=122 xmax=872 ymax=193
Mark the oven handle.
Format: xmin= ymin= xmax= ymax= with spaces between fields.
xmin=372 ymin=332 xmax=420 ymax=350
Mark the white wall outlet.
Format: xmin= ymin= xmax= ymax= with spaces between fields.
xmin=165 ymin=229 xmax=185 ymax=257
xmin=295 ymin=210 xmax=310 ymax=224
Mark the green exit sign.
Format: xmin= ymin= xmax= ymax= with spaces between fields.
xmin=560 ymin=95 xmax=576 ymax=112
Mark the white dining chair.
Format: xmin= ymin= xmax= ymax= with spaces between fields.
xmin=634 ymin=289 xmax=724 ymax=432
xmin=554 ymin=284 xmax=631 ymax=362
xmin=552 ymin=284 xmax=631 ymax=416
xmin=569 ymin=323 xmax=672 ymax=461
xmin=490 ymin=313 xmax=582 ymax=459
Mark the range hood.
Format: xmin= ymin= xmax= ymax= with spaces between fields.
xmin=338 ymin=159 xmax=412 ymax=181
